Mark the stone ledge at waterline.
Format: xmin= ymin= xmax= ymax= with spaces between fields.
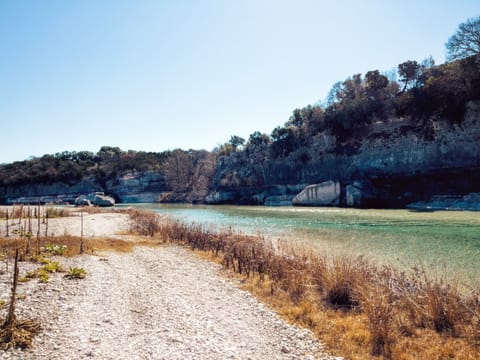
xmin=75 ymin=192 xmax=115 ymax=207
xmin=292 ymin=181 xmax=341 ymax=206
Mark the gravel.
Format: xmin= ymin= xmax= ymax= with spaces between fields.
xmin=0 ymin=246 xmax=340 ymax=359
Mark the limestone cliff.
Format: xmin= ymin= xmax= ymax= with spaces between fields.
xmin=1 ymin=101 xmax=479 ymax=209
xmin=207 ymin=101 xmax=480 ymax=208
xmin=0 ymin=171 xmax=170 ymax=205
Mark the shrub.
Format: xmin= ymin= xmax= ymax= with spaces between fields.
xmin=25 ymin=269 xmax=49 ymax=283
xmin=64 ymin=267 xmax=86 ymax=279
xmin=128 ymin=209 xmax=160 ymax=236
xmin=43 ymin=244 xmax=67 ymax=256
xmin=42 ymin=260 xmax=63 ymax=273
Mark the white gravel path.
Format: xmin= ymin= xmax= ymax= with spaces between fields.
xmin=0 ymin=246 xmax=340 ymax=360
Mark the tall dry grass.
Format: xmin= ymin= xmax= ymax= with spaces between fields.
xmin=0 ymin=205 xmax=71 ymax=220
xmin=128 ymin=209 xmax=160 ymax=236
xmin=150 ymin=216 xmax=480 ymax=359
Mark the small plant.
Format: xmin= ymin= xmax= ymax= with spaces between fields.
xmin=43 ymin=244 xmax=67 ymax=256
xmin=25 ymin=269 xmax=50 ymax=283
xmin=42 ymin=260 xmax=63 ymax=273
xmin=37 ymin=271 xmax=49 ymax=283
xmin=28 ymin=254 xmax=50 ymax=264
xmin=64 ymin=267 xmax=86 ymax=279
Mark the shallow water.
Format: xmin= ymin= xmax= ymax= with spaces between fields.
xmin=123 ymin=204 xmax=480 ymax=283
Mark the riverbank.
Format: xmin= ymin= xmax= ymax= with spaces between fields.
xmin=1 ymin=208 xmax=480 ymax=359
xmin=0 ymin=209 xmax=333 ymax=360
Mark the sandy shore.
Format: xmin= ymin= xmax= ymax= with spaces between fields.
xmin=0 ymin=207 xmax=130 ymax=238
xmin=0 ymin=210 xmax=339 ymax=360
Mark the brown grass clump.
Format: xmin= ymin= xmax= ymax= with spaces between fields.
xmin=0 ymin=205 xmax=72 ymax=220
xmin=0 ymin=235 xmax=134 ymax=258
xmin=128 ymin=209 xmax=160 ymax=236
xmin=0 ymin=319 xmax=40 ymax=350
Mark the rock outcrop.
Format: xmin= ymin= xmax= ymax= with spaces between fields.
xmin=208 ymin=101 xmax=480 ymax=208
xmin=2 ymin=171 xmax=169 ymax=205
xmin=407 ymin=192 xmax=480 ymax=211
xmin=106 ymin=171 xmax=168 ymax=203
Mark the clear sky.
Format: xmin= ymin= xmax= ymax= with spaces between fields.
xmin=0 ymin=0 xmax=478 ymax=163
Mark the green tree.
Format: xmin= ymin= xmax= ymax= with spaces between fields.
xmin=270 ymin=126 xmax=296 ymax=158
xmin=365 ymin=70 xmax=388 ymax=96
xmin=229 ymin=135 xmax=245 ymax=151
xmin=446 ymin=16 xmax=480 ymax=61
xmin=247 ymin=131 xmax=270 ymax=147
xmin=398 ymin=60 xmax=421 ymax=93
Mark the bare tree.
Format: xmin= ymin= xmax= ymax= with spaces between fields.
xmin=446 ymin=16 xmax=480 ymax=61
xmin=164 ymin=149 xmax=194 ymax=192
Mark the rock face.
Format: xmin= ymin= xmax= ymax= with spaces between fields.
xmin=292 ymin=181 xmax=341 ymax=206
xmin=106 ymin=171 xmax=169 ymax=203
xmin=208 ymin=101 xmax=480 ymax=208
xmin=2 ymin=171 xmax=169 ymax=205
xmin=205 ymin=191 xmax=237 ymax=204
xmin=73 ymin=193 xmax=115 ymax=207
xmin=346 ymin=183 xmax=362 ymax=207
xmin=3 ymin=178 xmax=103 ymax=204
xmin=407 ymin=192 xmax=480 ymax=211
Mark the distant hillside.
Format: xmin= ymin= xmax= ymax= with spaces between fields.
xmin=0 ymin=147 xmax=215 ymax=204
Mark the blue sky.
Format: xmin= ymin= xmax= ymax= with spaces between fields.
xmin=0 ymin=0 xmax=478 ymax=163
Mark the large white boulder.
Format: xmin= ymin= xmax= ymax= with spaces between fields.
xmin=292 ymin=181 xmax=340 ymax=206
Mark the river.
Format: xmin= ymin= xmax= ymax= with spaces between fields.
xmin=123 ymin=204 xmax=480 ymax=284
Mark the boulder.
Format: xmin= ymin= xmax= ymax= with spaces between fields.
xmin=84 ymin=192 xmax=115 ymax=207
xmin=346 ymin=183 xmax=363 ymax=207
xmin=92 ymin=194 xmax=115 ymax=207
xmin=292 ymin=181 xmax=340 ymax=206
xmin=74 ymin=195 xmax=92 ymax=207
xmin=264 ymin=195 xmax=294 ymax=206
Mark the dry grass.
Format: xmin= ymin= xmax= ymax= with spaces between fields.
xmin=0 ymin=319 xmax=40 ymax=350
xmin=0 ymin=205 xmax=72 ymax=220
xmin=128 ymin=209 xmax=161 ymax=236
xmin=0 ymin=235 xmax=134 ymax=258
xmin=152 ymin=216 xmax=480 ymax=360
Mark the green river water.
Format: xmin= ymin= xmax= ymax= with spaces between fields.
xmin=125 ymin=204 xmax=480 ymax=284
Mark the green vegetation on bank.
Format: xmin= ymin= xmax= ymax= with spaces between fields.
xmin=0 ymin=147 xmax=215 ymax=202
xmin=0 ymin=146 xmax=168 ymax=187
